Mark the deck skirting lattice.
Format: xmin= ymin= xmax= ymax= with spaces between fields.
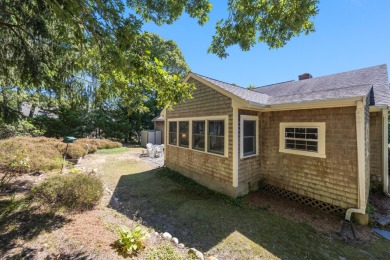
xmin=264 ymin=184 xmax=345 ymax=214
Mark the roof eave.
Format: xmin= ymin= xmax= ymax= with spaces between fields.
xmin=261 ymin=96 xmax=365 ymax=112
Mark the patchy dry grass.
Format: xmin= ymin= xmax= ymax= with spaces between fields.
xmin=1 ymin=148 xmax=390 ymax=259
xmin=0 ymin=137 xmax=122 ymax=173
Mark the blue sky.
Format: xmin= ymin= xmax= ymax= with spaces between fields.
xmin=142 ymin=0 xmax=390 ymax=87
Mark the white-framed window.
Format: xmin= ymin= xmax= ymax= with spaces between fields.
xmin=192 ymin=120 xmax=205 ymax=151
xmin=279 ymin=122 xmax=326 ymax=158
xmin=167 ymin=116 xmax=228 ymax=157
xmin=169 ymin=121 xmax=177 ymax=145
xmin=179 ymin=121 xmax=189 ymax=147
xmin=240 ymin=115 xmax=258 ymax=158
xmin=208 ymin=120 xmax=225 ymax=155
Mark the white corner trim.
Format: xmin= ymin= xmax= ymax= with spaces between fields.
xmin=279 ymin=122 xmax=326 ymax=158
xmin=240 ymin=115 xmax=259 ymax=159
xmin=383 ymin=109 xmax=389 ymax=194
xmin=232 ymin=107 xmax=239 ymax=187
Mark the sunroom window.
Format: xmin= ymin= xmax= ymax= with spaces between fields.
xmin=208 ymin=120 xmax=224 ymax=155
xmin=192 ymin=120 xmax=205 ymax=151
xmin=179 ymin=121 xmax=189 ymax=147
xmin=169 ymin=121 xmax=177 ymax=145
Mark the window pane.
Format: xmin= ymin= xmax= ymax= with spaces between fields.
xmin=244 ymin=137 xmax=255 ymax=155
xmin=209 ymin=121 xmax=224 ymax=136
xmin=169 ymin=122 xmax=177 ymax=145
xmin=179 ymin=121 xmax=189 ymax=147
xmin=286 ymin=140 xmax=295 ymax=149
xmin=193 ymin=121 xmax=205 ymax=151
xmin=208 ymin=120 xmax=225 ymax=155
xmin=209 ymin=136 xmax=224 ymax=154
xmin=244 ymin=120 xmax=255 ymax=136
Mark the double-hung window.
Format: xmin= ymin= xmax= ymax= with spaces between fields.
xmin=208 ymin=120 xmax=225 ymax=155
xmin=279 ymin=122 xmax=326 ymax=158
xmin=179 ymin=121 xmax=189 ymax=147
xmin=240 ymin=115 xmax=258 ymax=158
xmin=169 ymin=121 xmax=177 ymax=145
xmin=192 ymin=121 xmax=205 ymax=151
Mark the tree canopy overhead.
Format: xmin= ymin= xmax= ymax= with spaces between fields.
xmin=0 ymin=0 xmax=319 ymax=112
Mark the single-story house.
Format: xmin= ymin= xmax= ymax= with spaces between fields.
xmin=164 ymin=64 xmax=390 ymax=222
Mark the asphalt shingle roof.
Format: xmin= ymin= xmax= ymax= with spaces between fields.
xmin=194 ymin=73 xmax=270 ymax=105
xmin=192 ymin=64 xmax=390 ymax=107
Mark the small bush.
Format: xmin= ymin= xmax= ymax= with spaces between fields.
xmin=30 ymin=173 xmax=103 ymax=211
xmin=146 ymin=243 xmax=183 ymax=260
xmin=0 ymin=120 xmax=43 ymax=139
xmin=113 ymin=225 xmax=150 ymax=256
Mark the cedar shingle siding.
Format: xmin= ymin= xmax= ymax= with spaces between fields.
xmin=165 ymin=78 xmax=235 ymax=195
xmin=260 ymin=107 xmax=359 ymax=209
xmin=370 ymin=112 xmax=383 ymax=183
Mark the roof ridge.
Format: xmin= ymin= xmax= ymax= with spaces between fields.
xmin=271 ymin=83 xmax=374 ymax=98
xmin=257 ymin=64 xmax=387 ymax=90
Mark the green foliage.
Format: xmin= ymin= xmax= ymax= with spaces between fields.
xmin=30 ymin=173 xmax=103 ymax=212
xmin=0 ymin=120 xmax=43 ymax=139
xmin=159 ymin=168 xmax=245 ymax=208
xmin=113 ymin=225 xmax=150 ymax=256
xmin=0 ymin=148 xmax=30 ymax=190
xmin=209 ymin=0 xmax=319 ymax=58
xmin=146 ymin=243 xmax=183 ymax=260
xmin=96 ymin=147 xmax=129 ymax=155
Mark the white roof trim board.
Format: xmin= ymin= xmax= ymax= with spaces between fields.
xmin=188 ymin=64 xmax=390 ymax=107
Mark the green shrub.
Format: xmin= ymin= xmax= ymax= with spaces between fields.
xmin=113 ymin=225 xmax=150 ymax=256
xmin=0 ymin=120 xmax=43 ymax=139
xmin=30 ymin=173 xmax=103 ymax=211
xmin=147 ymin=243 xmax=183 ymax=260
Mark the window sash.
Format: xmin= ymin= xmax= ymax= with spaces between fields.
xmin=169 ymin=122 xmax=177 ymax=145
xmin=284 ymin=127 xmax=318 ymax=153
xmin=192 ymin=121 xmax=205 ymax=151
xmin=208 ymin=120 xmax=224 ymax=155
xmin=242 ymin=120 xmax=256 ymax=156
xmin=179 ymin=121 xmax=189 ymax=147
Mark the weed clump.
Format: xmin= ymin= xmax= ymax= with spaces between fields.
xmin=113 ymin=225 xmax=150 ymax=256
xmin=30 ymin=173 xmax=103 ymax=212
xmin=146 ymin=243 xmax=183 ymax=260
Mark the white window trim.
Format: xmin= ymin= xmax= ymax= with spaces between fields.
xmin=167 ymin=116 xmax=229 ymax=158
xmin=240 ymin=115 xmax=259 ymax=159
xmin=279 ymin=122 xmax=326 ymax=158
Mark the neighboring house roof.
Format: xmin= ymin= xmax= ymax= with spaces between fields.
xmin=189 ymin=64 xmax=390 ymax=107
xmin=152 ymin=115 xmax=164 ymax=122
xmin=20 ymin=103 xmax=58 ymax=118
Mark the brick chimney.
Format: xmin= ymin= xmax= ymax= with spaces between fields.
xmin=298 ymin=73 xmax=313 ymax=80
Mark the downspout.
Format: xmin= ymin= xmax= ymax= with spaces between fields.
xmin=383 ymin=108 xmax=390 ymax=196
xmin=345 ymin=99 xmax=367 ymax=221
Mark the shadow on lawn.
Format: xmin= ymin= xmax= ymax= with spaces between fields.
xmin=108 ymin=168 xmax=348 ymax=259
xmin=0 ymin=198 xmax=71 ymax=258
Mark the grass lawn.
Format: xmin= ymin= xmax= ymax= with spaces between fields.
xmin=1 ymin=148 xmax=390 ymax=259
xmin=98 ymin=151 xmax=390 ymax=259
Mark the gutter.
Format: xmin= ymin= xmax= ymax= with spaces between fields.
xmin=345 ymin=98 xmax=367 ymax=221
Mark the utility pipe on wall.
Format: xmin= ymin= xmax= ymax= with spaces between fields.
xmin=345 ymin=99 xmax=367 ymax=221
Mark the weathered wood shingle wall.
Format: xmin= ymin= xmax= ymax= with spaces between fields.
xmin=369 ymin=112 xmax=383 ymax=183
xmin=165 ymin=78 xmax=234 ymax=195
xmin=260 ymin=107 xmax=359 ymax=209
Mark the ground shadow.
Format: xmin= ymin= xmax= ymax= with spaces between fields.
xmin=108 ymin=168 xmax=389 ymax=259
xmin=0 ymin=199 xmax=71 ymax=257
